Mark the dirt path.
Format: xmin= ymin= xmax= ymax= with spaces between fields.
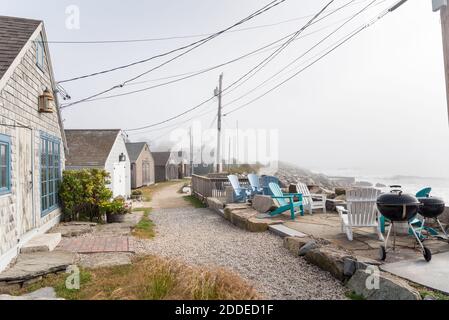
xmin=133 ymin=180 xmax=347 ymax=299
xmin=148 ymin=181 xmax=190 ymax=209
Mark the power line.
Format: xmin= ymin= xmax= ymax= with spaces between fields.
xmin=64 ymin=0 xmax=351 ymax=106
xmin=41 ymin=0 xmax=372 ymax=45
xmin=122 ymin=0 xmax=337 ymax=133
xmin=224 ymin=0 xmax=407 ymax=117
xmin=222 ymin=0 xmax=378 ymax=108
xmin=58 ymin=0 xmax=286 ymax=85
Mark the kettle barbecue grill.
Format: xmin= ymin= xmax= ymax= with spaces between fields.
xmin=415 ymin=196 xmax=448 ymax=242
xmin=376 ymin=186 xmax=432 ymax=262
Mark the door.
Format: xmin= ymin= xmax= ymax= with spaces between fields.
xmin=16 ymin=127 xmax=34 ymax=236
xmin=113 ymin=162 xmax=126 ymax=197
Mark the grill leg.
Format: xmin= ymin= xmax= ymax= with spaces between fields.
xmin=409 ymin=222 xmax=425 ymax=252
xmin=384 ymin=222 xmax=393 ymax=252
xmin=437 ymin=219 xmax=448 ymax=237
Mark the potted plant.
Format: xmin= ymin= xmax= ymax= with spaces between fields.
xmin=103 ymin=196 xmax=130 ymax=223
xmin=131 ymin=189 xmax=143 ymax=201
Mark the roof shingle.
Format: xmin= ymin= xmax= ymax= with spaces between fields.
xmin=0 ymin=15 xmax=41 ymax=80
xmin=65 ymin=130 xmax=121 ymax=167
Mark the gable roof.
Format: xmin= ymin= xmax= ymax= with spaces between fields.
xmin=65 ymin=129 xmax=121 ymax=167
xmin=152 ymin=152 xmax=171 ymax=166
xmin=126 ymin=142 xmax=148 ymax=163
xmin=0 ymin=16 xmax=41 ymax=81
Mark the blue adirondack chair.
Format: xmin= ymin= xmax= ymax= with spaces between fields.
xmin=268 ymin=182 xmax=304 ymax=220
xmin=260 ymin=176 xmax=280 ymax=196
xmin=227 ymin=175 xmax=251 ymax=203
xmin=248 ymin=174 xmax=264 ymax=196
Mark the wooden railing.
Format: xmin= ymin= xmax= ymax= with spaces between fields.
xmin=191 ymin=174 xmax=250 ymax=202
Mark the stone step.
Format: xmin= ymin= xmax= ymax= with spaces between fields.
xmin=20 ymin=233 xmax=61 ymax=254
xmin=0 ymin=251 xmax=74 ymax=285
xmin=269 ymin=224 xmax=308 ymax=238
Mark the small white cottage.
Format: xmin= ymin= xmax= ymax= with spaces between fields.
xmin=65 ymin=129 xmax=131 ymax=198
xmin=0 ymin=16 xmax=67 ymax=271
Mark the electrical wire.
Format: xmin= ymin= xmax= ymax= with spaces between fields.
xmin=41 ymin=0 xmax=371 ymax=44
xmin=122 ymin=0 xmax=337 ymax=133
xmin=61 ymin=8 xmax=356 ymax=105
xmin=222 ymin=0 xmax=378 ymax=108
xmin=223 ymin=0 xmax=407 ymax=117
xmin=58 ymin=0 xmax=286 ymax=85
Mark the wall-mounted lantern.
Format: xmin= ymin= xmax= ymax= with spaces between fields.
xmin=119 ymin=153 xmax=126 ymax=162
xmin=38 ymin=88 xmax=55 ymax=113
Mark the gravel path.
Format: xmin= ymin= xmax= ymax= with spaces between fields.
xmin=134 ymin=207 xmax=347 ymax=300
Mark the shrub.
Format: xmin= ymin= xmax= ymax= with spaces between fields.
xmin=103 ymin=196 xmax=131 ymax=215
xmin=132 ymin=190 xmax=143 ymax=196
xmin=59 ymin=169 xmax=112 ymax=222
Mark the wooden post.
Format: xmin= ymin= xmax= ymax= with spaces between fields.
xmin=438 ymin=3 xmax=449 ymax=122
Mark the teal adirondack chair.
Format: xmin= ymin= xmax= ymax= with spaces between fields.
xmin=248 ymin=174 xmax=264 ymax=196
xmin=227 ymin=175 xmax=251 ymax=203
xmin=268 ymin=182 xmax=304 ymax=220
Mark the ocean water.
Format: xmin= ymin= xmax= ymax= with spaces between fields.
xmin=314 ymin=168 xmax=449 ymax=202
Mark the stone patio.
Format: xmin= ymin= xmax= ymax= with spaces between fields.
xmin=284 ymin=212 xmax=449 ymax=263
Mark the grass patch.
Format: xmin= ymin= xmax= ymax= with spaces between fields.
xmin=10 ymin=256 xmax=260 ymax=300
xmin=183 ymin=195 xmax=206 ymax=208
xmin=132 ymin=208 xmax=155 ymax=239
xmin=345 ymin=291 xmax=366 ymax=300
xmin=138 ymin=179 xmax=190 ymax=201
xmin=418 ymin=288 xmax=449 ymax=300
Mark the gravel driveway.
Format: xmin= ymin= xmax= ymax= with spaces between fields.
xmin=134 ymin=207 xmax=347 ymax=300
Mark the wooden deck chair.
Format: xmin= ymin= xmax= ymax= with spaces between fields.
xmin=248 ymin=174 xmax=264 ymax=196
xmin=227 ymin=175 xmax=251 ymax=203
xmin=296 ymin=182 xmax=327 ymax=214
xmin=336 ymin=188 xmax=384 ymax=241
xmin=268 ymin=182 xmax=304 ymax=220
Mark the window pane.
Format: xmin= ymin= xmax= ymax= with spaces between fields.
xmin=1 ymin=167 xmax=6 ymax=188
xmin=0 ymin=144 xmax=6 ymax=165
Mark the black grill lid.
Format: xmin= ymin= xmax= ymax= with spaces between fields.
xmin=377 ymin=191 xmax=420 ymax=206
xmin=418 ymin=196 xmax=445 ymax=206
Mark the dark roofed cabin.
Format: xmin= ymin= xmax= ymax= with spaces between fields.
xmin=126 ymin=142 xmax=155 ymax=189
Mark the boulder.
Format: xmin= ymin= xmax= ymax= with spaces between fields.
xmin=326 ymin=199 xmax=346 ymax=212
xmin=252 ymin=195 xmax=277 ymax=213
xmin=0 ymin=287 xmax=63 ymax=300
xmin=346 ymin=270 xmax=421 ymax=300
xmin=335 ymin=188 xmax=346 ymax=196
xmin=283 ymin=236 xmax=312 ymax=255
xmin=298 ymin=240 xmax=318 ymax=256
xmin=354 ymin=181 xmax=373 ymax=187
xmin=305 ymin=247 xmax=355 ymax=281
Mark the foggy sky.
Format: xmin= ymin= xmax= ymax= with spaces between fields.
xmin=2 ymin=0 xmax=448 ymax=178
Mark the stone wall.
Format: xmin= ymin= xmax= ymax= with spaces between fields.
xmin=0 ymin=25 xmax=64 ymax=259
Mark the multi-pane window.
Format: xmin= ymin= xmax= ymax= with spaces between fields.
xmin=40 ymin=134 xmax=61 ymax=215
xmin=36 ymin=33 xmax=45 ymax=71
xmin=0 ymin=134 xmax=11 ymax=195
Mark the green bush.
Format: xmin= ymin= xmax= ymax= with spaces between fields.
xmin=132 ymin=190 xmax=143 ymax=196
xmin=59 ymin=169 xmax=113 ymax=222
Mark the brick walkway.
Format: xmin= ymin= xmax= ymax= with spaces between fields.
xmin=58 ymin=236 xmax=133 ymax=253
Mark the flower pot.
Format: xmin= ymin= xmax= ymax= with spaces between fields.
xmin=106 ymin=213 xmax=126 ymax=223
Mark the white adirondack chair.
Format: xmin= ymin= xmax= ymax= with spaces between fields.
xmin=296 ymin=182 xmax=327 ymax=214
xmin=336 ymin=188 xmax=384 ymax=241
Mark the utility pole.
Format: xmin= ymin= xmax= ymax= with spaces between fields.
xmin=214 ymin=73 xmax=223 ymax=173
xmin=434 ymin=0 xmax=449 ymax=122
xmin=189 ymin=126 xmax=194 ymax=176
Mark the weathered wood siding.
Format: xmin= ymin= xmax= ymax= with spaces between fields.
xmin=0 ymin=24 xmax=65 ymax=262
xmin=131 ymin=144 xmax=155 ymax=189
